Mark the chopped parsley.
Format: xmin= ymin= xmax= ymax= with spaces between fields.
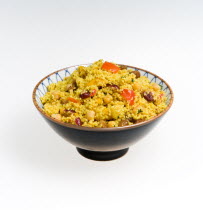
xmin=132 ymin=79 xmax=135 ymax=82
xmin=137 ymin=109 xmax=143 ymax=114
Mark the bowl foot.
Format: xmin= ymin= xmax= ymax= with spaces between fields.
xmin=76 ymin=147 xmax=129 ymax=161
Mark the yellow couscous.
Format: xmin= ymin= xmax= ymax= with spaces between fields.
xmin=40 ymin=60 xmax=167 ymax=127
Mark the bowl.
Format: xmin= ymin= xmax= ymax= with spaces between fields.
xmin=32 ymin=63 xmax=174 ymax=161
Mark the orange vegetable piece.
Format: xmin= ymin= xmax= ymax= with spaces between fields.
xmin=102 ymin=62 xmax=120 ymax=73
xmin=90 ymin=89 xmax=97 ymax=97
xmin=67 ymin=97 xmax=80 ymax=103
xmin=121 ymin=89 xmax=135 ymax=105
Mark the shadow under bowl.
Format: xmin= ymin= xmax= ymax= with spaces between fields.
xmin=32 ymin=64 xmax=174 ymax=161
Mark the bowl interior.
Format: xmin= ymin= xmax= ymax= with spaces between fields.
xmin=35 ymin=64 xmax=85 ymax=109
xmin=33 ymin=64 xmax=173 ymax=131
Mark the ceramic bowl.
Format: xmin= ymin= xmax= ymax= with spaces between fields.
xmin=32 ymin=64 xmax=174 ymax=161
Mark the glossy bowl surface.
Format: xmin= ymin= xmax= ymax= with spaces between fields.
xmin=32 ymin=63 xmax=174 ymax=160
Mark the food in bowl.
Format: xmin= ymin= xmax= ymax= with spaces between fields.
xmin=40 ymin=60 xmax=167 ymax=128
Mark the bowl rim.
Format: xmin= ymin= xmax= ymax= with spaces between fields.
xmin=32 ymin=63 xmax=174 ymax=132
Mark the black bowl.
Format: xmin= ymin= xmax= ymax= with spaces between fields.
xmin=32 ymin=64 xmax=174 ymax=161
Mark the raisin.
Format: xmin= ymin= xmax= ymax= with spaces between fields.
xmin=75 ymin=117 xmax=82 ymax=126
xmin=131 ymin=71 xmax=141 ymax=78
xmin=143 ymin=91 xmax=154 ymax=102
xmin=128 ymin=117 xmax=136 ymax=123
xmin=80 ymin=92 xmax=91 ymax=99
xmin=106 ymin=84 xmax=120 ymax=89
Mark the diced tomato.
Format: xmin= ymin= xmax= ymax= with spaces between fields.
xmin=90 ymin=89 xmax=97 ymax=97
xmin=67 ymin=97 xmax=80 ymax=103
xmin=129 ymin=99 xmax=135 ymax=105
xmin=121 ymin=89 xmax=135 ymax=105
xmin=160 ymin=93 xmax=164 ymax=98
xmin=102 ymin=62 xmax=120 ymax=73
xmin=159 ymin=93 xmax=164 ymax=100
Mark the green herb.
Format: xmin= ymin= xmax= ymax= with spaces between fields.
xmin=121 ymin=76 xmax=126 ymax=78
xmin=132 ymin=79 xmax=135 ymax=82
xmin=104 ymin=92 xmax=107 ymax=95
xmin=137 ymin=109 xmax=143 ymax=114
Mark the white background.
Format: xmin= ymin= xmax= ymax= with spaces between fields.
xmin=1 ymin=0 xmax=203 ymax=209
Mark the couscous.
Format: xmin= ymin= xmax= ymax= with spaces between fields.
xmin=40 ymin=60 xmax=167 ymax=127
